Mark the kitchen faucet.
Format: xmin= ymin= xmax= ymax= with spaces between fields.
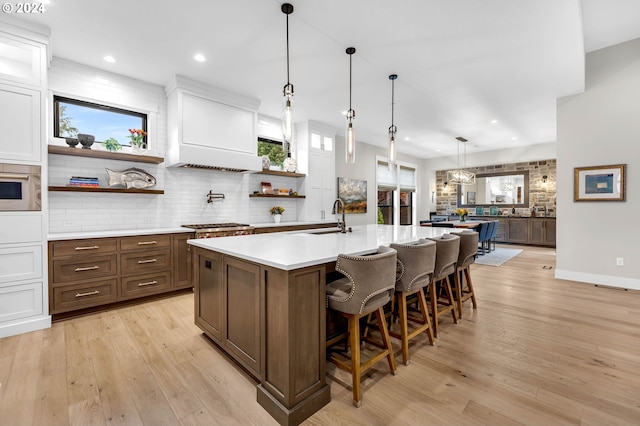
xmin=332 ymin=198 xmax=347 ymax=233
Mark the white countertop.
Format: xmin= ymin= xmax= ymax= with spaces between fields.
xmin=188 ymin=224 xmax=454 ymax=271
xmin=250 ymin=220 xmax=337 ymax=228
xmin=48 ymin=227 xmax=192 ymax=241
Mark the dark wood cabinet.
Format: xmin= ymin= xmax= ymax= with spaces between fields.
xmin=530 ymin=218 xmax=556 ymax=246
xmin=224 ymin=256 xmax=263 ymax=378
xmin=49 ymin=231 xmax=194 ymax=316
xmin=195 ymin=251 xmax=224 ymax=342
xmin=495 ymin=217 xmax=508 ymax=242
xmin=507 ymin=218 xmax=529 ymax=244
xmin=172 ymin=233 xmax=193 ymax=288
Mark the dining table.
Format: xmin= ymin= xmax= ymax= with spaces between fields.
xmin=420 ymin=220 xmax=486 ymax=229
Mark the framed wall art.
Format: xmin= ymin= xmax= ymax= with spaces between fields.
xmin=337 ymin=177 xmax=367 ymax=213
xmin=574 ymin=164 xmax=626 ymax=202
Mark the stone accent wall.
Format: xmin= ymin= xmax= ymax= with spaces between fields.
xmin=435 ymin=159 xmax=556 ymax=216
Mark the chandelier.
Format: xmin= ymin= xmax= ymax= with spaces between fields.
xmin=446 ymin=136 xmax=475 ymax=185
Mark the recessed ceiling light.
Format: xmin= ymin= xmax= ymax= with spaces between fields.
xmin=511 ymin=137 xmax=518 ymax=141
xmin=194 ymin=53 xmax=206 ymax=62
xmin=404 ymin=137 xmax=410 ymax=141
xmin=103 ymin=55 xmax=116 ymax=63
xmin=490 ymin=119 xmax=499 ymax=124
xmin=340 ymin=110 xmax=348 ymax=116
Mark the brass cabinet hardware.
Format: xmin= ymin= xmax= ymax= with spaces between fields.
xmin=75 ymin=266 xmax=100 ymax=272
xmin=137 ymin=280 xmax=158 ymax=287
xmin=137 ymin=241 xmax=157 ymax=245
xmin=137 ymin=259 xmax=157 ymax=264
xmin=75 ymin=245 xmax=99 ymax=250
xmin=75 ymin=290 xmax=100 ymax=298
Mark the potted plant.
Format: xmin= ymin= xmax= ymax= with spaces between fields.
xmin=270 ymin=206 xmax=285 ymax=223
xmin=103 ymin=137 xmax=122 ymax=152
xmin=128 ymin=128 xmax=147 ymax=152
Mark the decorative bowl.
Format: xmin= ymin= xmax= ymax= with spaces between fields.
xmin=77 ymin=133 xmax=95 ymax=149
xmin=65 ymin=138 xmax=79 ymax=147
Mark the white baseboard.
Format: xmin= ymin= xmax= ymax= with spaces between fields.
xmin=555 ymin=270 xmax=640 ymax=291
xmin=0 ymin=315 xmax=51 ymax=339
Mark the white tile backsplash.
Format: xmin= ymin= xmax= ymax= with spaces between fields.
xmin=48 ymin=58 xmax=300 ymax=233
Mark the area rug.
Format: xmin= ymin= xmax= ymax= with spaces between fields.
xmin=475 ymin=248 xmax=523 ymax=266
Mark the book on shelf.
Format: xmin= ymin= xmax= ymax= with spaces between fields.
xmin=69 ymin=176 xmax=99 ymax=187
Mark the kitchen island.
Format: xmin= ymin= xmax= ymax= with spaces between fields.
xmin=188 ymin=224 xmax=452 ymax=425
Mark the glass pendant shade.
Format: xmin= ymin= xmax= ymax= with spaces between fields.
xmin=346 ymin=117 xmax=355 ymax=164
xmin=282 ymin=84 xmax=293 ymax=153
xmin=388 ymin=129 xmax=397 ymax=163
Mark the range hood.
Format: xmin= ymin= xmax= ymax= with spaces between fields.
xmin=166 ymin=75 xmax=262 ymax=172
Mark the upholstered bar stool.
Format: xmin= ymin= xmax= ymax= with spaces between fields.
xmin=425 ymin=234 xmax=460 ymax=337
xmin=389 ymin=239 xmax=436 ymax=365
xmin=326 ymin=246 xmax=398 ymax=407
xmin=451 ymin=230 xmax=479 ymax=319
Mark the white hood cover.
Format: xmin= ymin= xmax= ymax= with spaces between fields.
xmin=166 ymin=76 xmax=262 ymax=172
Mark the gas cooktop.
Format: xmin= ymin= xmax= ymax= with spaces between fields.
xmin=182 ymin=223 xmax=251 ymax=230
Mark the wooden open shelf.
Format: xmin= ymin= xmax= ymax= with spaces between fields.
xmin=254 ymin=170 xmax=305 ymax=178
xmin=249 ymin=193 xmax=305 ymax=199
xmin=49 ymin=186 xmax=164 ymax=195
xmin=48 ymin=145 xmax=164 ymax=164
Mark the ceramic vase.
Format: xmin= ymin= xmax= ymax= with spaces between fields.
xmin=273 ymin=214 xmax=281 ymax=224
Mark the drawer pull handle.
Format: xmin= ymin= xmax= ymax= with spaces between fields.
xmin=137 ymin=258 xmax=157 ymax=264
xmin=75 ymin=246 xmax=99 ymax=251
xmin=75 ymin=290 xmax=100 ymax=298
xmin=137 ymin=280 xmax=158 ymax=287
xmin=75 ymin=266 xmax=100 ymax=272
xmin=137 ymin=241 xmax=157 ymax=245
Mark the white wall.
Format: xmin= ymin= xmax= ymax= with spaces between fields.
xmin=47 ymin=59 xmax=299 ymax=233
xmin=556 ymin=37 xmax=640 ymax=290
xmin=335 ymin=135 xmax=424 ymax=226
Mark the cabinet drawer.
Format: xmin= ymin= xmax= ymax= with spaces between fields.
xmin=120 ymin=234 xmax=171 ymax=252
xmin=52 ymin=254 xmax=117 ymax=284
xmin=121 ymin=249 xmax=171 ymax=275
xmin=50 ymin=238 xmax=117 ymax=258
xmin=121 ymin=271 xmax=171 ymax=299
xmin=0 ymin=281 xmax=43 ymax=322
xmin=51 ymin=279 xmax=118 ymax=314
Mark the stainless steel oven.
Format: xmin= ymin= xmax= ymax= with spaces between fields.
xmin=0 ymin=163 xmax=41 ymax=211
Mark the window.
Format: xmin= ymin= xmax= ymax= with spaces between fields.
xmin=257 ymin=137 xmax=288 ymax=168
xmin=54 ymin=96 xmax=147 ymax=147
xmin=376 ymin=158 xmax=417 ymax=225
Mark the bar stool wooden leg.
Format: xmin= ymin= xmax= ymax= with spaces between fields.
xmin=429 ymin=281 xmax=439 ymax=338
xmin=375 ymin=307 xmax=396 ymax=375
xmin=398 ymin=293 xmax=410 ymax=365
xmin=349 ymin=314 xmax=362 ymax=407
xmin=454 ymin=270 xmax=464 ymax=320
xmin=443 ymin=276 xmax=459 ymax=324
xmin=416 ymin=290 xmax=435 ymax=345
xmin=464 ymin=267 xmax=478 ymax=308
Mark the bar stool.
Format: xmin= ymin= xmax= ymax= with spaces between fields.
xmin=325 ymin=246 xmax=397 ymax=407
xmin=425 ymin=234 xmax=460 ymax=337
xmin=451 ymin=230 xmax=479 ymax=319
xmin=389 ymin=239 xmax=436 ymax=365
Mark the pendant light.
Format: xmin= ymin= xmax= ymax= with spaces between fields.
xmin=388 ymin=74 xmax=398 ymax=163
xmin=345 ymin=47 xmax=356 ymax=164
xmin=281 ymin=3 xmax=294 ymax=155
xmin=446 ymin=136 xmax=475 ymax=185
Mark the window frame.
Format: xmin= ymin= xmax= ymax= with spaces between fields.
xmin=53 ymin=95 xmax=148 ymax=146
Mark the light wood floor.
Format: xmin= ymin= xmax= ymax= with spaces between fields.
xmin=2 ymin=245 xmax=640 ymax=425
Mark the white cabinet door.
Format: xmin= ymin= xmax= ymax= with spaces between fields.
xmin=0 ymin=245 xmax=42 ymax=284
xmin=181 ymin=92 xmax=255 ymax=155
xmin=0 ymin=33 xmax=43 ymax=87
xmin=0 ymin=281 xmax=43 ymax=323
xmin=0 ymin=83 xmax=41 ymax=162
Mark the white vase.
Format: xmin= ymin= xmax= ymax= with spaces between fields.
xmin=273 ymin=214 xmax=281 ymax=224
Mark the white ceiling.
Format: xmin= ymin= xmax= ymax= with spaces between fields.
xmin=10 ymin=0 xmax=640 ymax=159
